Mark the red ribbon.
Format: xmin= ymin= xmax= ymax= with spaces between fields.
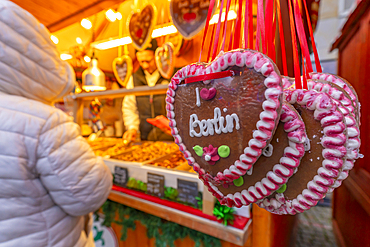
xmin=302 ymin=0 xmax=322 ymax=73
xmin=265 ymin=0 xmax=274 ymax=61
xmin=184 ymin=70 xmax=236 ymax=84
xmin=221 ymin=0 xmax=232 ymax=51
xmin=292 ymin=0 xmax=313 ymax=73
xmin=212 ymin=0 xmax=225 ymax=60
xmin=276 ymin=0 xmax=288 ymax=76
xmin=207 ymin=24 xmax=217 ymax=62
xmin=256 ymin=0 xmax=266 ymax=54
xmin=288 ymin=0 xmax=302 ymax=89
xmin=199 ymin=0 xmax=216 ymax=62
xmin=248 ymin=0 xmax=253 ymax=49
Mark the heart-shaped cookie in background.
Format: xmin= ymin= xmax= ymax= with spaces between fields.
xmin=112 ymin=55 xmax=133 ymax=88
xmin=165 ymin=32 xmax=184 ymax=56
xmin=155 ymin=42 xmax=175 ymax=79
xmin=169 ymin=0 xmax=217 ymax=39
xmin=166 ymin=50 xmax=283 ymax=185
xmin=128 ymin=3 xmax=157 ymax=50
xmin=258 ymin=90 xmax=348 ymax=215
xmin=202 ymin=102 xmax=307 ymax=208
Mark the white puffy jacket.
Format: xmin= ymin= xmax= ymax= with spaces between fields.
xmin=0 ymin=1 xmax=113 ymax=246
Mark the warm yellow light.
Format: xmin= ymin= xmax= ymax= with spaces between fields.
xmin=81 ymin=18 xmax=92 ymax=29
xmin=152 ymin=25 xmax=178 ymax=38
xmin=116 ymin=12 xmax=122 ymax=20
xmin=60 ymin=54 xmax=73 ymax=60
xmin=84 ymin=56 xmax=91 ymax=63
xmin=50 ymin=35 xmax=59 ymax=44
xmin=209 ymin=10 xmax=237 ymax=25
xmin=91 ymin=24 xmax=178 ymax=50
xmin=82 ymin=85 xmax=106 ymax=92
xmin=76 ymin=37 xmax=83 ymax=44
xmin=106 ymin=9 xmax=117 ymax=22
xmin=93 ymin=36 xmax=132 ymax=50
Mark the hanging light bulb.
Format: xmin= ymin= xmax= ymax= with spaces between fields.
xmin=81 ymin=18 xmax=92 ymax=29
xmin=82 ymin=53 xmax=106 ymax=91
xmin=105 ymin=9 xmax=117 ymax=22
xmin=76 ymin=37 xmax=83 ymax=44
xmin=84 ymin=56 xmax=91 ymax=63
xmin=116 ymin=12 xmax=122 ymax=20
xmin=50 ymin=35 xmax=59 ymax=44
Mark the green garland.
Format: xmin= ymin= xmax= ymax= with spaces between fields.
xmin=97 ymin=200 xmax=221 ymax=247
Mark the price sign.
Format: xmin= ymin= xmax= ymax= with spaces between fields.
xmin=114 ymin=166 xmax=128 ymax=187
xmin=147 ymin=173 xmax=165 ymax=197
xmin=177 ymin=179 xmax=198 ymax=206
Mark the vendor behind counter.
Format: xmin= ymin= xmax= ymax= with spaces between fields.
xmin=122 ymin=39 xmax=174 ymax=142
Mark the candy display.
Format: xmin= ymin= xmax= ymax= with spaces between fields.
xmin=112 ymin=142 xmax=179 ymax=162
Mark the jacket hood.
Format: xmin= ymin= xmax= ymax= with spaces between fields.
xmin=0 ymin=0 xmax=75 ymax=104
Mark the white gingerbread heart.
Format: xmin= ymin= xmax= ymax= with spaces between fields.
xmin=155 ymin=42 xmax=175 ymax=79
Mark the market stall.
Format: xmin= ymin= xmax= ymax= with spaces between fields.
xmin=11 ymin=0 xmax=329 ymax=246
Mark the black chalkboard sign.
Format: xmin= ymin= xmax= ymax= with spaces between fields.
xmin=177 ymin=179 xmax=198 ymax=206
xmin=147 ymin=173 xmax=165 ymax=197
xmin=114 ymin=166 xmax=129 ymax=187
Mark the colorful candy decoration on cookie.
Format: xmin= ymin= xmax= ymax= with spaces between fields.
xmin=258 ymin=89 xmax=348 ymax=215
xmin=166 ymin=49 xmax=283 ymax=186
xmin=202 ymin=102 xmax=307 ymax=208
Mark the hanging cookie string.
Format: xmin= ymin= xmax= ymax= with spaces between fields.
xmin=198 ymin=0 xmax=216 ymax=62
xmin=265 ymin=0 xmax=273 ymax=60
xmin=302 ymin=0 xmax=322 ymax=73
xmin=232 ymin=0 xmax=243 ymax=50
xmin=221 ymin=0 xmax=232 ymax=51
xmin=207 ymin=24 xmax=217 ymax=61
xmin=292 ymin=0 xmax=313 ymax=76
xmin=211 ymin=0 xmax=225 ymax=60
xmin=288 ymin=0 xmax=302 ymax=89
xmin=255 ymin=0 xmax=267 ymax=54
xmin=276 ymin=0 xmax=288 ymax=76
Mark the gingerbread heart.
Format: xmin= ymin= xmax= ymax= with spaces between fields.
xmin=258 ymin=90 xmax=348 ymax=215
xmin=155 ymin=42 xmax=175 ymax=79
xmin=202 ymin=102 xmax=307 ymax=208
xmin=128 ymin=4 xmax=157 ymax=51
xmin=112 ymin=55 xmax=133 ymax=88
xmin=169 ymin=0 xmax=217 ymax=39
xmin=166 ymin=50 xmax=283 ymax=185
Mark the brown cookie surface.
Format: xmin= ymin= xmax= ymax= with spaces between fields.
xmin=174 ymin=66 xmax=267 ymax=177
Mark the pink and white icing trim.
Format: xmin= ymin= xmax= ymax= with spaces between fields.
xmin=257 ymin=90 xmax=347 ymax=215
xmin=201 ymin=103 xmax=306 ymax=208
xmin=166 ymin=49 xmax=283 ymax=183
xmin=307 ymin=80 xmax=361 ymax=192
xmin=310 ymin=73 xmax=360 ymax=124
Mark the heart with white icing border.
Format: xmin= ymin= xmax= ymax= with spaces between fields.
xmin=128 ymin=4 xmax=157 ymax=51
xmin=112 ymin=55 xmax=133 ymax=88
xmin=155 ymin=42 xmax=175 ymax=79
xmin=258 ymin=89 xmax=348 ymax=215
xmin=166 ymin=49 xmax=283 ymax=184
xmin=169 ymin=0 xmax=217 ymax=39
xmin=202 ymin=102 xmax=307 ymax=208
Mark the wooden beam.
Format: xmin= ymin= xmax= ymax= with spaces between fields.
xmin=47 ymin=0 xmax=123 ymax=32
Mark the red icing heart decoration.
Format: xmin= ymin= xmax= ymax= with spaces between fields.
xmin=155 ymin=42 xmax=175 ymax=79
xmin=170 ymin=0 xmax=217 ymax=39
xmin=200 ymin=88 xmax=216 ymax=100
xmin=183 ymin=12 xmax=197 ymax=22
xmin=166 ymin=49 xmax=283 ymax=184
xmin=128 ymin=4 xmax=157 ymax=51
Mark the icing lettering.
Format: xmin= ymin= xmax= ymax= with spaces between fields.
xmin=189 ymin=107 xmax=240 ymax=137
xmin=195 ymin=87 xmax=201 ymax=107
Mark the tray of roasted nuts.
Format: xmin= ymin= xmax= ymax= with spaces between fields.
xmin=110 ymin=142 xmax=179 ymax=162
xmin=143 ymin=150 xmax=195 ymax=173
xmin=87 ymin=137 xmax=122 ymax=151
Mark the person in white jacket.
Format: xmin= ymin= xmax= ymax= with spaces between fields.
xmin=0 ymin=1 xmax=113 ymax=246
